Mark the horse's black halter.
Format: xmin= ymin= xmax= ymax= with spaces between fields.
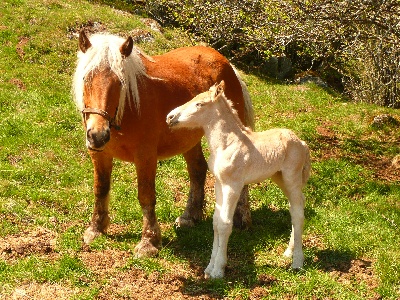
xmin=81 ymin=106 xmax=121 ymax=130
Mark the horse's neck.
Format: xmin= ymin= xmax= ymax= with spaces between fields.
xmin=203 ymin=101 xmax=247 ymax=153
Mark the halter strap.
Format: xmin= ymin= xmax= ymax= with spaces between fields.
xmin=81 ymin=107 xmax=121 ymax=130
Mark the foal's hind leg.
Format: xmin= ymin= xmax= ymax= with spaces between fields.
xmin=84 ymin=152 xmax=113 ymax=244
xmin=272 ymin=172 xmax=305 ymax=269
xmin=176 ymin=143 xmax=208 ymax=227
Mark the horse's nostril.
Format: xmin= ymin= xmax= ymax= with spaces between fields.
xmin=87 ymin=128 xmax=110 ymax=149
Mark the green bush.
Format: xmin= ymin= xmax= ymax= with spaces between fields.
xmin=145 ymin=0 xmax=400 ymax=108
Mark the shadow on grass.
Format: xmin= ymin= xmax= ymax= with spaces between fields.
xmin=101 ymin=205 xmax=356 ymax=299
xmin=312 ymin=249 xmax=356 ymax=273
xmin=163 ymin=204 xmax=318 ymax=298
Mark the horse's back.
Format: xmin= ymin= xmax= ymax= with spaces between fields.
xmin=145 ymin=46 xmax=245 ymax=116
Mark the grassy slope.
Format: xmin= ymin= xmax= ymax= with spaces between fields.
xmin=0 ymin=0 xmax=399 ymax=299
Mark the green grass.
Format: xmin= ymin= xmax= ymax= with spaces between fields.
xmin=1 ymin=0 xmax=400 ymax=299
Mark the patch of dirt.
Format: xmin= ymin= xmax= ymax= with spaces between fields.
xmin=16 ymin=37 xmax=29 ymax=59
xmin=96 ymin=270 xmax=214 ymax=300
xmin=0 ymin=227 xmax=57 ymax=261
xmin=7 ymin=283 xmax=79 ymax=300
xmin=79 ymin=249 xmax=131 ymax=276
xmin=67 ymin=20 xmax=107 ymax=39
xmin=9 ymin=78 xmax=26 ymax=91
xmin=314 ymin=122 xmax=400 ymax=182
xmin=78 ymin=246 xmax=216 ymax=299
xmin=327 ymin=259 xmax=380 ymax=297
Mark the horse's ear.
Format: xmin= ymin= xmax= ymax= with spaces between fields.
xmin=120 ymin=36 xmax=134 ymax=58
xmin=79 ymin=30 xmax=92 ymax=53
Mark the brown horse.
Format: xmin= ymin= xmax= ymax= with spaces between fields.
xmin=72 ymin=31 xmax=254 ymax=257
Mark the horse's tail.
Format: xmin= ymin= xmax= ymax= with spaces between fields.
xmin=301 ymin=141 xmax=312 ymax=186
xmin=232 ymin=65 xmax=255 ymax=130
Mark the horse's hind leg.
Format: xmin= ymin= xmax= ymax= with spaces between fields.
xmin=233 ymin=185 xmax=252 ymax=229
xmin=272 ymin=172 xmax=305 ymax=269
xmin=84 ymin=152 xmax=113 ymax=244
xmin=176 ymin=142 xmax=208 ymax=227
xmin=284 ymin=190 xmax=305 ymax=269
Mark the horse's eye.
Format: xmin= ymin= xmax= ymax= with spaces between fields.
xmin=196 ymin=102 xmax=203 ymax=108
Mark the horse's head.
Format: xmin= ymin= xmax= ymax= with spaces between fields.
xmin=166 ymin=81 xmax=225 ymax=129
xmin=76 ymin=31 xmax=135 ymax=151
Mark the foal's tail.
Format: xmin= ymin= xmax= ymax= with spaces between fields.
xmin=232 ymin=64 xmax=255 ymax=130
xmin=302 ymin=141 xmax=312 ymax=186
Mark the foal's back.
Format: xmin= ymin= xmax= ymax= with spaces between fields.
xmin=242 ymin=128 xmax=308 ymax=184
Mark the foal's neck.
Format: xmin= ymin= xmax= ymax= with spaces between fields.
xmin=203 ymin=97 xmax=248 ymax=151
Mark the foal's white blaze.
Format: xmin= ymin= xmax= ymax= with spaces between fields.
xmin=167 ymin=81 xmax=311 ymax=279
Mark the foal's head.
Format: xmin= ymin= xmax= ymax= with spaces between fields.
xmin=166 ymin=81 xmax=225 ymax=129
xmin=74 ymin=31 xmax=139 ymax=151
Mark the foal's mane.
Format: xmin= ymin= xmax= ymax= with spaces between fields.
xmin=218 ymin=91 xmax=252 ymax=134
xmin=72 ymin=33 xmax=148 ymax=122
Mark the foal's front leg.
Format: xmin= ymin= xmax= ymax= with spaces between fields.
xmin=134 ymin=156 xmax=162 ymax=258
xmin=205 ymin=181 xmax=242 ymax=279
xmin=84 ymin=152 xmax=113 ymax=244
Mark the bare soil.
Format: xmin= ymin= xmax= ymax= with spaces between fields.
xmin=0 ymin=216 xmax=383 ymax=299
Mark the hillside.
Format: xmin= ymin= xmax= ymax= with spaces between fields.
xmin=0 ymin=0 xmax=399 ymax=299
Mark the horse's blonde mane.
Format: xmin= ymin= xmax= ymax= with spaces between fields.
xmin=72 ymin=33 xmax=148 ymax=122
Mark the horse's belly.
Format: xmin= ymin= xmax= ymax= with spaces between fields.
xmin=157 ymin=128 xmax=204 ymax=160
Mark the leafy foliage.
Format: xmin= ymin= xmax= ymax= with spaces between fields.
xmin=145 ymin=0 xmax=400 ymax=107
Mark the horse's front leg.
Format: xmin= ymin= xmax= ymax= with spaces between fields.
xmin=134 ymin=157 xmax=162 ymax=258
xmin=176 ymin=143 xmax=208 ymax=227
xmin=205 ymin=181 xmax=242 ymax=279
xmin=84 ymin=152 xmax=113 ymax=244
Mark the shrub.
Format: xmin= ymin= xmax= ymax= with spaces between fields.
xmin=145 ymin=0 xmax=400 ymax=108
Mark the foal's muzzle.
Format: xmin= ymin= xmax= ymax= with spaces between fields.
xmin=166 ymin=112 xmax=179 ymax=127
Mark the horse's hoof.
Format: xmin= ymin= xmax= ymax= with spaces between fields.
xmin=134 ymin=239 xmax=159 ymax=258
xmin=175 ymin=216 xmax=195 ymax=227
xmin=83 ymin=226 xmax=101 ymax=244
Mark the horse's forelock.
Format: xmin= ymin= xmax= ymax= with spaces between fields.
xmin=72 ymin=33 xmax=146 ymax=122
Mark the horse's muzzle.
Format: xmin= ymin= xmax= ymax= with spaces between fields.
xmin=86 ymin=128 xmax=110 ymax=151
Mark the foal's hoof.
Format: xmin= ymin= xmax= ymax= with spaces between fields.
xmin=204 ymin=269 xmax=224 ymax=279
xmin=175 ymin=216 xmax=195 ymax=227
xmin=134 ymin=239 xmax=160 ymax=258
xmin=83 ymin=226 xmax=102 ymax=244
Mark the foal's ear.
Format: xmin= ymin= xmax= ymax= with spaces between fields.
xmin=79 ymin=30 xmax=92 ymax=53
xmin=214 ymin=80 xmax=225 ymax=98
xmin=120 ymin=36 xmax=134 ymax=58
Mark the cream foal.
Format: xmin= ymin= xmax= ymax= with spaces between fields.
xmin=166 ymin=81 xmax=311 ymax=279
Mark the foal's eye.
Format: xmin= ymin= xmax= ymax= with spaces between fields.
xmin=196 ymin=102 xmax=203 ymax=108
